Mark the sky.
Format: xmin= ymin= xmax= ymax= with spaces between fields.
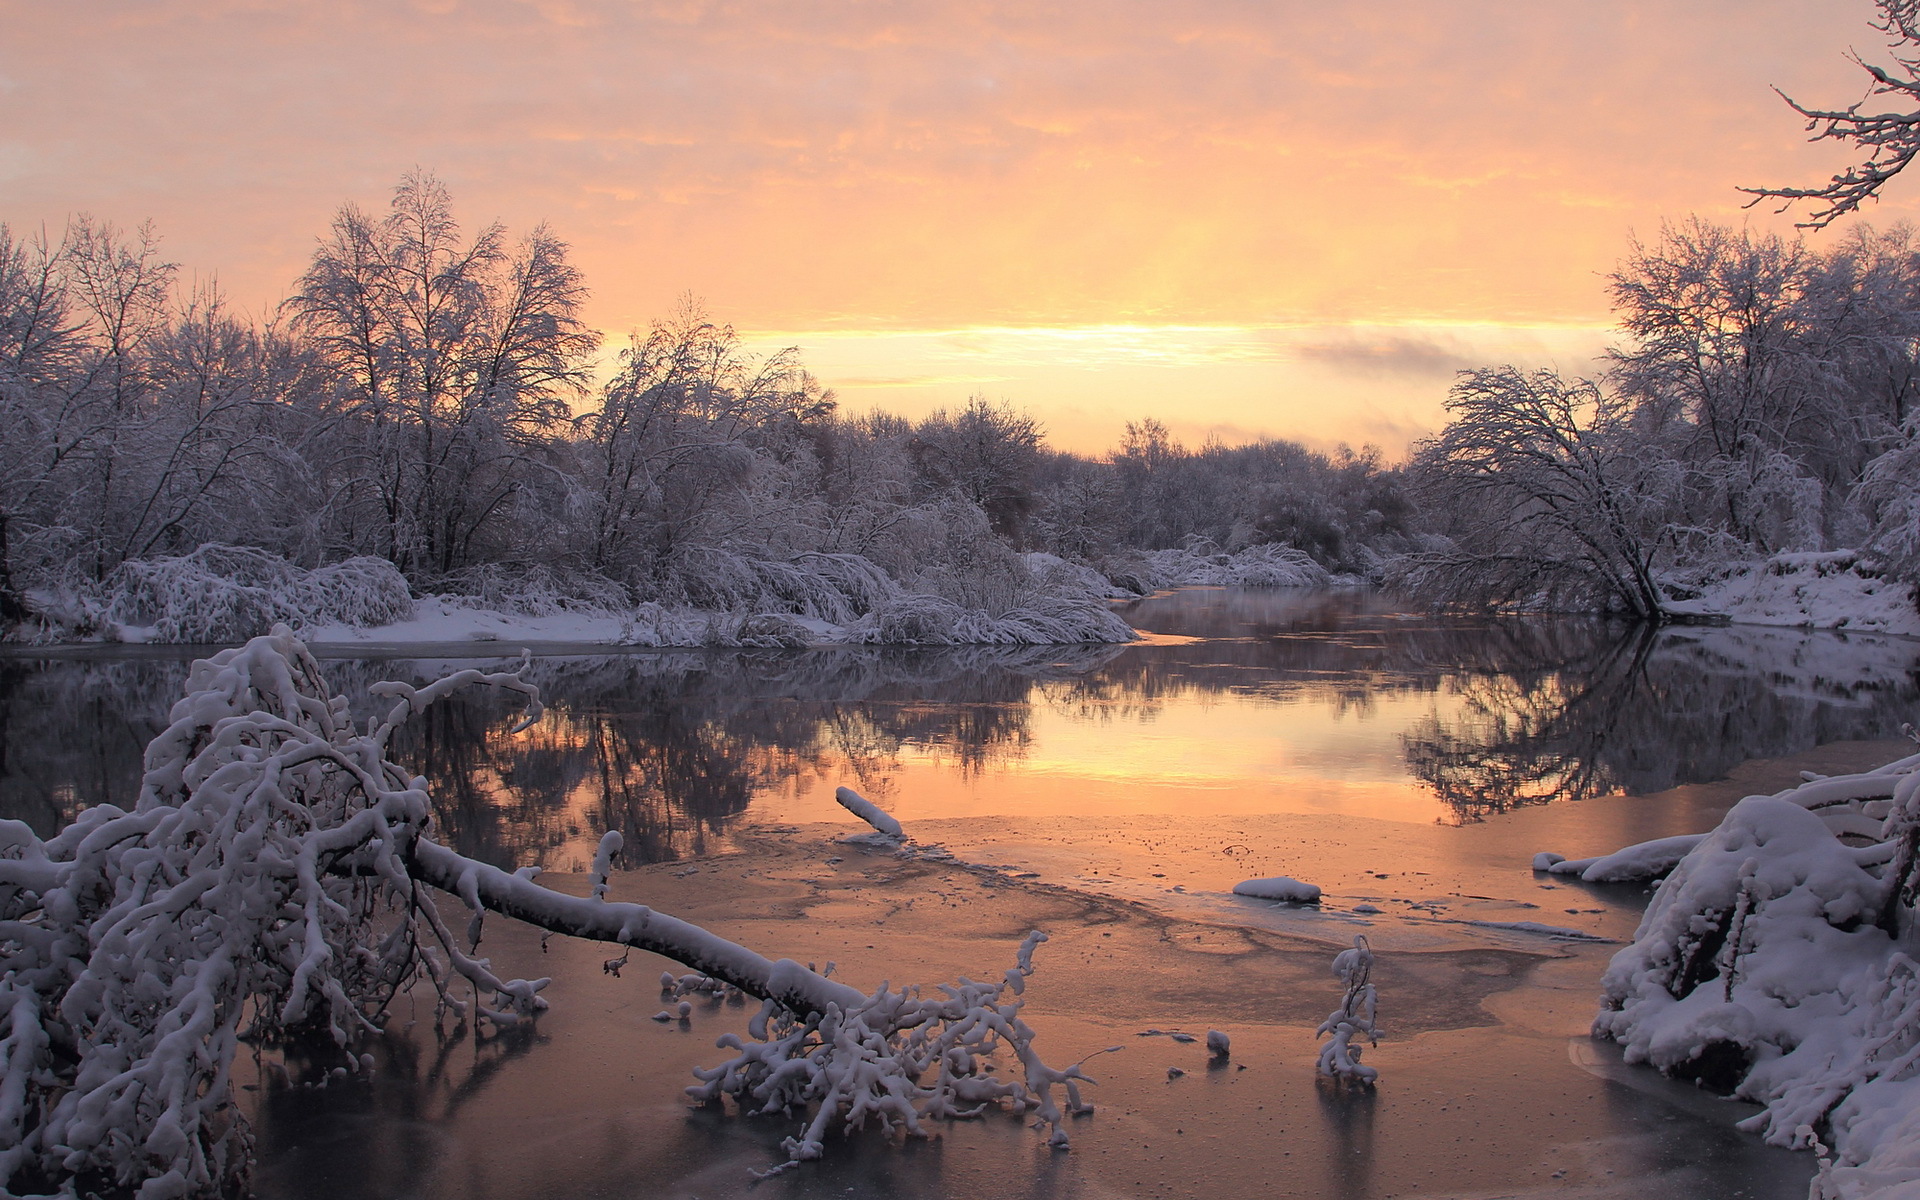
xmin=2 ymin=0 xmax=1913 ymax=455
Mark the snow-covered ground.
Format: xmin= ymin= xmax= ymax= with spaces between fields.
xmin=1661 ymin=552 xmax=1920 ymax=637
xmin=22 ymin=545 xmax=1137 ymax=647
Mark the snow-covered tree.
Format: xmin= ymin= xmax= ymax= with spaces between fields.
xmin=288 ymin=171 xmax=597 ymax=579
xmin=0 ymin=629 xmax=1088 ymax=1195
xmin=1403 ymin=367 xmax=1674 ymax=619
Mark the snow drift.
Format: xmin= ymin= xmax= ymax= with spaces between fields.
xmin=74 ymin=545 xmax=1134 ymax=648
xmin=1594 ymin=745 xmax=1920 ymax=1194
xmin=1660 ymin=551 xmax=1920 ymax=637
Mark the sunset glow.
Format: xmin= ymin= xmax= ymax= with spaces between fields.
xmin=2 ymin=0 xmax=1904 ymax=452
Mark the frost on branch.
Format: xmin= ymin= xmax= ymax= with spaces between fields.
xmin=0 ymin=625 xmax=549 ymax=1198
xmin=1316 ymin=935 xmax=1380 ymax=1086
xmin=688 ymin=929 xmax=1094 ymax=1174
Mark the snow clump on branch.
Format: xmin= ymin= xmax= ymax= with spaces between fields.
xmin=690 ymin=929 xmax=1095 ymax=1174
xmin=1317 ymin=935 xmax=1380 ymax=1085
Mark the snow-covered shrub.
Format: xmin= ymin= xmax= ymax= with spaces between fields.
xmin=290 ymin=557 xmax=414 ymax=628
xmin=1112 ymin=541 xmax=1331 ymax=591
xmin=436 ymin=561 xmax=630 ymax=617
xmin=104 ymin=545 xmax=294 ymax=642
xmin=848 ymin=591 xmax=1133 ymax=646
xmin=1317 ymin=936 xmax=1379 ymax=1085
xmin=99 ymin=546 xmax=415 ymax=642
xmin=1595 ymin=748 xmax=1920 ymax=1185
xmin=663 ymin=547 xmax=895 ymax=624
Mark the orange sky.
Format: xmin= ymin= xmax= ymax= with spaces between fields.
xmin=2 ymin=0 xmax=1909 ymax=453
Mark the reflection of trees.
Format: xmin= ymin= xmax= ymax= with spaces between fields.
xmin=1403 ymin=625 xmax=1658 ymax=819
xmin=2 ymin=644 xmax=1123 ymax=867
xmin=1406 ymin=621 xmax=1920 ymax=821
xmin=8 ymin=599 xmax=1919 ymax=852
xmin=0 ymin=654 xmax=186 ymax=834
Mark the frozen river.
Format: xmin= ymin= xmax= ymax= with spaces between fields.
xmin=5 ymin=588 xmax=1917 ymax=1198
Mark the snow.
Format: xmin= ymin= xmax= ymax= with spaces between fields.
xmin=1316 ymin=936 xmax=1379 ymax=1085
xmin=1594 ymin=745 xmax=1920 ymax=1193
xmin=1111 ymin=543 xmax=1334 ymax=592
xmin=0 ymin=626 xmax=1094 ymax=1195
xmin=1534 ymin=833 xmax=1708 ymax=882
xmin=1231 ymin=875 xmax=1323 ymax=903
xmin=1661 ymin=551 xmax=1920 ymax=637
xmin=77 ymin=546 xmax=1137 ymax=648
xmin=834 ymin=786 xmax=903 ymax=837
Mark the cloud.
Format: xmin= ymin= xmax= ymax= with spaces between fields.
xmin=1290 ymin=332 xmax=1481 ymax=378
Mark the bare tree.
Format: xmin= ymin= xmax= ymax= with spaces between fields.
xmin=1404 ymin=367 xmax=1674 ymax=620
xmin=1747 ymin=0 xmax=1920 ymax=227
xmin=289 ymin=172 xmax=597 ymax=577
xmin=576 ymin=297 xmax=828 ymax=588
xmin=909 ymin=397 xmax=1043 ymax=541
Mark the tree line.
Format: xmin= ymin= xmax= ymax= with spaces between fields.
xmin=0 ymin=170 xmax=1415 ymax=634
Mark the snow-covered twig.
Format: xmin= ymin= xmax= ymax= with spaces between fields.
xmin=1316 ymin=935 xmax=1379 ymax=1085
xmin=688 ymin=929 xmax=1094 ymax=1173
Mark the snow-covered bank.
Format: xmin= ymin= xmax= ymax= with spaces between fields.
xmin=1103 ymin=543 xmax=1337 ymax=593
xmin=15 ymin=545 xmax=1136 ymax=647
xmin=1660 ymin=552 xmax=1920 ymax=638
xmin=1594 ymin=744 xmax=1920 ymax=1195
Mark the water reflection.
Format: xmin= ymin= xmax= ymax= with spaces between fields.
xmin=3 ymin=591 xmax=1917 ymax=857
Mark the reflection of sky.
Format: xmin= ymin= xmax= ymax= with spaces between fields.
xmin=2 ymin=1 xmax=1903 ymax=452
xmin=760 ymin=679 xmax=1469 ymax=830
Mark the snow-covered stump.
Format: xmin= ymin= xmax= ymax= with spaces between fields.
xmin=0 ymin=627 xmax=1092 ymax=1197
xmin=1593 ymin=746 xmax=1920 ymax=1188
xmin=1316 ymin=936 xmax=1379 ymax=1086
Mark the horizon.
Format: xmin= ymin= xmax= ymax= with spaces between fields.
xmin=2 ymin=0 xmax=1905 ymax=454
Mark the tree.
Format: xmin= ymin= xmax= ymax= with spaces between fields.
xmin=1747 ymin=0 xmax=1920 ymax=227
xmin=0 ymin=629 xmax=1086 ymax=1196
xmin=575 ymin=297 xmax=829 ymax=589
xmin=289 ymin=172 xmax=597 ymax=578
xmin=908 ymin=397 xmax=1043 ymax=541
xmin=1405 ymin=367 xmax=1674 ymax=619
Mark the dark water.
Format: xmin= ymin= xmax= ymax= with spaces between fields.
xmin=6 ymin=588 xmax=1916 ymax=860
xmin=6 ymin=588 xmax=1897 ymax=1199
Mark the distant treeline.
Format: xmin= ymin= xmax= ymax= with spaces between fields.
xmin=0 ymin=171 xmax=1415 ymax=635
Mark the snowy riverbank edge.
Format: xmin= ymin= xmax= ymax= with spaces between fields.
xmin=1660 ymin=552 xmax=1920 ymax=638
xmin=4 ymin=543 xmax=1351 ymax=648
xmin=1594 ymin=743 xmax=1920 ymax=1198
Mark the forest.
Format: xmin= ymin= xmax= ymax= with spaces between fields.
xmin=0 ymin=172 xmax=1394 ymax=647
xmin=6 ymin=171 xmax=1920 ymax=645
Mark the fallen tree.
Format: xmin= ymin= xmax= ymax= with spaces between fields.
xmin=0 ymin=627 xmax=1086 ymax=1198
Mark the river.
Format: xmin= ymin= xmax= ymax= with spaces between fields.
xmin=5 ymin=588 xmax=1915 ymax=1198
